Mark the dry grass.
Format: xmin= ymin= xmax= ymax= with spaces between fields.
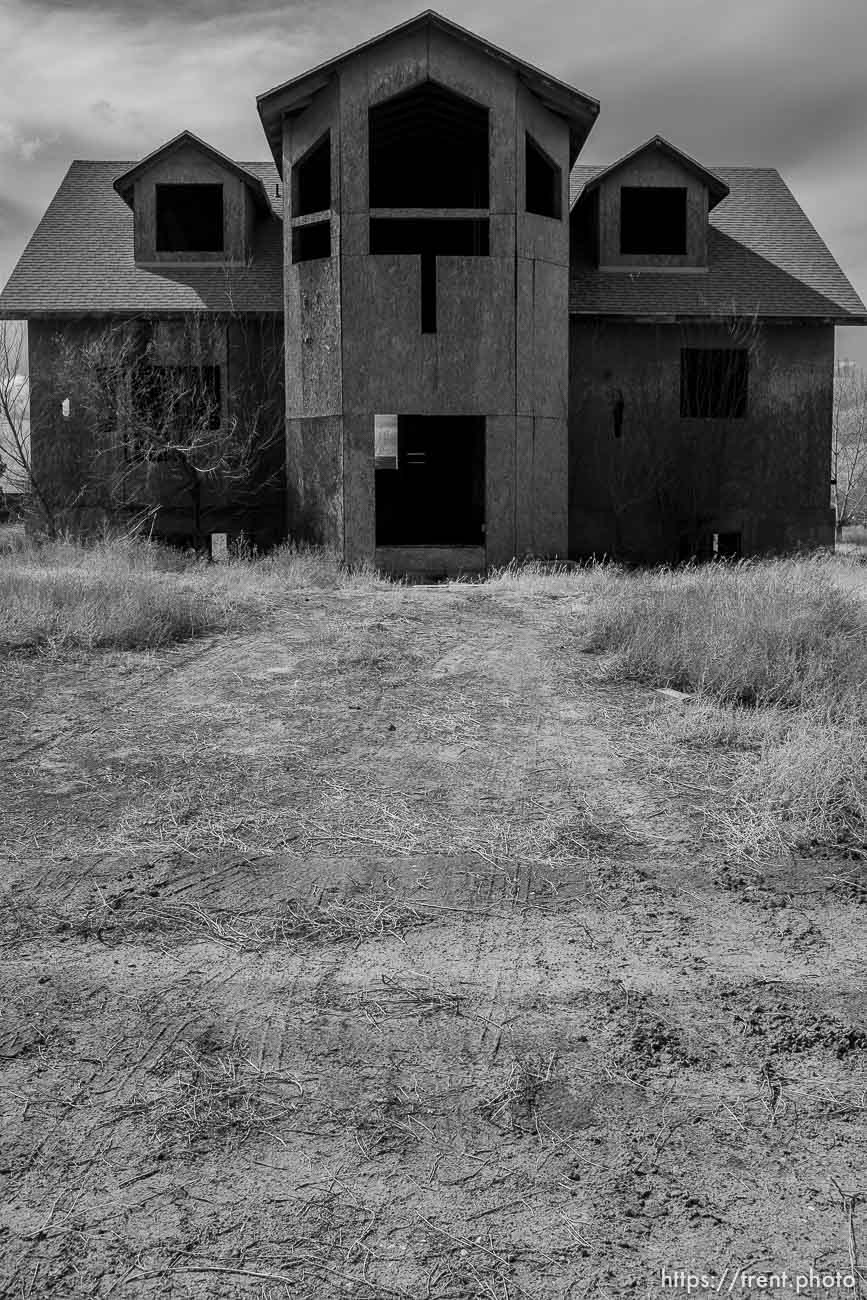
xmin=582 ymin=556 xmax=866 ymax=711
xmin=120 ymin=1037 xmax=304 ymax=1155
xmin=0 ymin=529 xmax=393 ymax=650
xmin=183 ymin=890 xmax=429 ymax=950
xmin=585 ymin=557 xmax=867 ymax=860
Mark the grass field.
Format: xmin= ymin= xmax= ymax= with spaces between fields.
xmin=1 ymin=536 xmax=866 ymax=1298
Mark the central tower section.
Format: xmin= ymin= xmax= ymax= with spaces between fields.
xmin=261 ymin=13 xmax=598 ymax=570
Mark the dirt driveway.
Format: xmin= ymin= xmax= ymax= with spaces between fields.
xmin=2 ymin=582 xmax=865 ymax=1298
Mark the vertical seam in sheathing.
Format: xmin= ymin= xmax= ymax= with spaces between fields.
xmin=337 ymin=76 xmax=345 ymax=561
xmin=514 ymin=78 xmax=519 ymax=557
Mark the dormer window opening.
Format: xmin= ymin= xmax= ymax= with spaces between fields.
xmin=620 ymin=186 xmax=687 ymax=256
xmin=156 ymin=184 xmax=224 ymax=253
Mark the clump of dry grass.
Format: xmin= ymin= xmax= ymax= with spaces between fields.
xmin=713 ymin=717 xmax=867 ymax=860
xmin=479 ymin=1052 xmax=558 ymax=1133
xmin=0 ymin=534 xmax=395 ymax=650
xmin=583 ymin=557 xmax=867 ymax=860
xmin=582 ymin=557 xmax=866 ymax=712
xmin=184 ymin=890 xmax=427 ymax=950
xmin=123 ymin=1037 xmax=303 ymax=1154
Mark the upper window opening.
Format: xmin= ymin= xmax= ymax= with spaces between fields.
xmin=525 ymin=134 xmax=561 ymax=220
xmin=294 ymin=132 xmax=331 ymax=216
xmin=155 ymin=184 xmax=224 ymax=253
xmin=292 ymin=221 xmax=331 ymax=263
xmin=369 ymin=81 xmax=489 ymax=209
xmin=680 ymin=349 xmax=748 ymax=419
xmin=620 ymin=186 xmax=687 ymax=256
xmin=369 ymin=218 xmax=489 ymax=257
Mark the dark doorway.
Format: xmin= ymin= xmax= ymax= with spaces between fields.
xmin=375 ymin=415 xmax=485 ymax=546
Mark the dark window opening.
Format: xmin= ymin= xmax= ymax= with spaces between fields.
xmin=369 ymin=81 xmax=489 ymax=208
xmin=292 ymin=220 xmax=331 ymax=263
xmin=420 ymin=255 xmax=437 ymax=334
xmin=156 ymin=184 xmax=223 ymax=253
xmin=714 ymin=531 xmax=742 ymax=559
xmin=370 ymin=218 xmax=488 ymax=334
xmin=375 ymin=414 xmax=485 ymax=546
xmin=128 ymin=364 xmax=221 ymax=460
xmin=293 ymin=132 xmax=331 ymax=216
xmin=369 ymin=218 xmax=489 ymax=257
xmin=620 ymin=186 xmax=687 ymax=256
xmin=681 ymin=349 xmax=749 ymax=419
xmin=525 ymin=134 xmax=561 ymax=219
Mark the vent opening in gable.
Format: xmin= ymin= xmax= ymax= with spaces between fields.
xmin=620 ymin=186 xmax=687 ymax=256
xmin=525 ymin=134 xmax=561 ymax=219
xmin=156 ymin=184 xmax=224 ymax=253
xmin=293 ymin=132 xmax=331 ymax=216
xmin=369 ymin=81 xmax=489 ymax=209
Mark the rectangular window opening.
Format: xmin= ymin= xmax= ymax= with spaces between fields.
xmin=714 ymin=531 xmax=742 ymax=559
xmin=525 ymin=134 xmax=562 ymax=220
xmin=681 ymin=348 xmax=749 ymax=419
xmin=156 ymin=184 xmax=224 ymax=253
xmin=620 ymin=186 xmax=687 ymax=256
xmin=292 ymin=220 xmax=331 ymax=263
xmin=293 ymin=132 xmax=331 ymax=216
xmin=421 ymin=255 xmax=437 ymax=333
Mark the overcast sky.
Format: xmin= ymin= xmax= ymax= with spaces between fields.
xmin=2 ymin=0 xmax=865 ymax=362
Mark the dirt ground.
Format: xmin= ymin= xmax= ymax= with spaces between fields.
xmin=1 ymin=581 xmax=865 ymax=1298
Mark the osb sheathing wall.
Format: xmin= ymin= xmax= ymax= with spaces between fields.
xmin=283 ymin=77 xmax=343 ymax=550
xmin=568 ymin=319 xmax=835 ymax=560
xmin=132 ymin=142 xmax=253 ymax=265
xmin=27 ymin=317 xmax=285 ymax=547
xmin=281 ymin=26 xmax=573 ymax=566
xmin=595 ymin=146 xmax=709 ymax=270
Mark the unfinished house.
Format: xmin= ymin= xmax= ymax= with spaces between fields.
xmin=0 ymin=136 xmax=285 ymax=548
xmin=1 ymin=11 xmax=865 ymax=565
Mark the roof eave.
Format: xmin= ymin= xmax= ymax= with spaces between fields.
xmin=578 ymin=136 xmax=730 ymax=209
xmin=113 ymin=132 xmax=272 ymax=216
xmin=256 ymin=10 xmax=599 ymax=173
xmin=569 ymin=308 xmax=867 ymax=325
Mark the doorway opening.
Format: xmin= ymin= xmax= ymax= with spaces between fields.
xmin=375 ymin=414 xmax=485 ymax=546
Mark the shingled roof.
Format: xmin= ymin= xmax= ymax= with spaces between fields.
xmin=0 ymin=160 xmax=283 ymax=318
xmin=2 ymin=157 xmax=864 ymax=324
xmin=569 ymin=164 xmax=867 ymax=322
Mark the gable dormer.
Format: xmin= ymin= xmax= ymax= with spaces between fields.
xmin=576 ymin=136 xmax=729 ymax=270
xmin=114 ymin=131 xmax=272 ymax=266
